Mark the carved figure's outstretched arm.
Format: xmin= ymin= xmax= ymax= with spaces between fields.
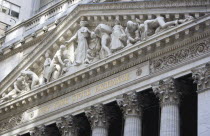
xmin=66 ymin=32 xmax=78 ymax=44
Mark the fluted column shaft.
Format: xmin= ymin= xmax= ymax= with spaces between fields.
xmin=160 ymin=104 xmax=180 ymax=136
xmin=117 ymin=92 xmax=142 ymax=136
xmin=124 ymin=115 xmax=141 ymax=136
xmin=193 ymin=62 xmax=210 ymax=136
xmin=85 ymin=104 xmax=108 ymax=136
xmin=153 ymin=78 xmax=180 ymax=136
xmin=92 ymin=127 xmax=108 ymax=136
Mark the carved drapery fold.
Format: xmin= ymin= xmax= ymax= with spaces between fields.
xmin=0 ymin=13 xmax=196 ymax=104
xmin=56 ymin=115 xmax=78 ymax=136
xmin=152 ymin=77 xmax=180 ymax=106
xmin=192 ymin=62 xmax=210 ymax=92
xmin=30 ymin=125 xmax=46 ymax=136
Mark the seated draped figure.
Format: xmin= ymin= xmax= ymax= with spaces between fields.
xmin=0 ymin=15 xmax=196 ymax=103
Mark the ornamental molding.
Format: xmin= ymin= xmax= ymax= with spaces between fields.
xmin=0 ymin=34 xmax=46 ymax=61
xmin=0 ymin=3 xmax=209 ymax=90
xmin=0 ymin=113 xmax=25 ymax=133
xmin=1 ymin=0 xmax=209 ymax=61
xmin=0 ymin=32 xmax=209 ymax=134
xmin=150 ymin=37 xmax=210 ymax=73
xmin=0 ymin=12 xmax=209 ymax=118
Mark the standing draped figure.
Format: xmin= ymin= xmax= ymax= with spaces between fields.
xmin=110 ymin=20 xmax=127 ymax=53
xmin=66 ymin=21 xmax=92 ymax=66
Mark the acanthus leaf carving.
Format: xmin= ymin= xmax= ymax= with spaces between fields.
xmin=0 ymin=113 xmax=25 ymax=133
xmin=151 ymin=39 xmax=210 ymax=72
xmin=192 ymin=62 xmax=210 ymax=92
xmin=30 ymin=125 xmax=46 ymax=136
xmin=85 ymin=104 xmax=108 ymax=129
xmin=152 ymin=77 xmax=180 ymax=106
xmin=56 ymin=115 xmax=78 ymax=136
xmin=117 ymin=92 xmax=142 ymax=117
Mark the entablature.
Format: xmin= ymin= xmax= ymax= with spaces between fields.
xmin=0 ymin=12 xmax=209 ymax=115
xmin=0 ymin=2 xmax=210 ymax=134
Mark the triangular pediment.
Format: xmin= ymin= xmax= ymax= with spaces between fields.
xmin=0 ymin=1 xmax=210 ymax=118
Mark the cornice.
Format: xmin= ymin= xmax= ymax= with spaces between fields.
xmin=5 ymin=0 xmax=67 ymax=34
xmin=0 ymin=30 xmax=209 ymax=134
xmin=0 ymin=12 xmax=209 ymax=119
xmin=0 ymin=35 xmax=45 ymax=61
xmin=0 ymin=0 xmax=209 ymax=121
xmin=1 ymin=1 xmax=209 ymax=61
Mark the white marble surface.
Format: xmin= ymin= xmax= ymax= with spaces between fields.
xmin=124 ymin=116 xmax=141 ymax=136
xmin=160 ymin=104 xmax=180 ymax=136
xmin=92 ymin=127 xmax=108 ymax=136
xmin=198 ymin=90 xmax=210 ymax=136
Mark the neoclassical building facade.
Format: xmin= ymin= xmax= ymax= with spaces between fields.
xmin=0 ymin=0 xmax=210 ymax=136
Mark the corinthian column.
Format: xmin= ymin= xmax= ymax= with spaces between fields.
xmin=56 ymin=115 xmax=78 ymax=136
xmin=30 ymin=125 xmax=46 ymax=136
xmin=192 ymin=62 xmax=210 ymax=136
xmin=117 ymin=92 xmax=142 ymax=136
xmin=152 ymin=78 xmax=180 ymax=136
xmin=85 ymin=104 xmax=108 ymax=136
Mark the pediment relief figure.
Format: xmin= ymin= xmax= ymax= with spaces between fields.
xmin=125 ymin=20 xmax=141 ymax=46
xmin=66 ymin=21 xmax=92 ymax=66
xmin=48 ymin=45 xmax=70 ymax=81
xmin=0 ymin=14 xmax=196 ymax=103
xmin=21 ymin=69 xmax=40 ymax=90
xmin=94 ymin=23 xmax=112 ymax=58
xmin=0 ymin=76 xmax=29 ymax=103
xmin=139 ymin=15 xmax=194 ymax=40
xmin=110 ymin=19 xmax=127 ymax=53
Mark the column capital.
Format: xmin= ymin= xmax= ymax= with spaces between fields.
xmin=192 ymin=62 xmax=210 ymax=92
xmin=152 ymin=77 xmax=180 ymax=106
xmin=117 ymin=92 xmax=142 ymax=117
xmin=85 ymin=104 xmax=108 ymax=129
xmin=30 ymin=125 xmax=46 ymax=136
xmin=56 ymin=115 xmax=78 ymax=136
